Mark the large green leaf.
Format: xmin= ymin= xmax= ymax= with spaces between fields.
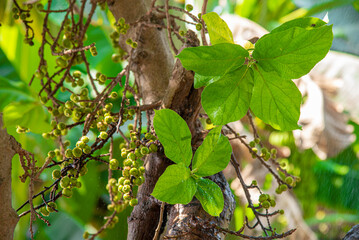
xmin=271 ymin=17 xmax=327 ymax=34
xmin=153 ymin=109 xmax=192 ymax=166
xmin=202 ymin=12 xmax=234 ymax=45
xmin=195 ymin=178 xmax=224 ymax=216
xmin=177 ymin=43 xmax=249 ymax=76
xmin=151 ymin=164 xmax=197 ymax=204
xmin=253 ymin=25 xmax=333 ymax=79
xmin=194 ymin=74 xmax=220 ymax=89
xmin=3 ymin=101 xmax=51 ymax=134
xmin=250 ymin=66 xmax=302 ymax=131
xmin=201 ymin=66 xmax=254 ymax=125
xmin=192 ymin=126 xmax=232 ymax=177
xmin=0 ymin=76 xmax=33 ymax=111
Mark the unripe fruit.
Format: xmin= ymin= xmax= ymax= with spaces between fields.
xmin=109 ymin=159 xmax=119 ymax=170
xmin=285 ymin=177 xmax=294 ymax=185
xmin=123 ymin=159 xmax=133 ymax=167
xmin=83 ymin=145 xmax=91 ymax=154
xmin=262 ymin=200 xmax=270 ymax=209
xmin=99 ymin=131 xmax=108 ymax=140
xmin=62 ymin=188 xmax=72 ymax=198
xmin=57 ymin=122 xmax=66 ymax=130
xmin=140 ymin=147 xmax=149 ymax=155
xmin=270 ymin=199 xmax=276 ymax=207
xmin=48 ymin=151 xmax=56 ymax=158
xmin=127 ymin=152 xmax=136 ymax=160
xmin=185 ymin=4 xmax=193 ymax=12
xmin=123 ymin=193 xmax=131 ymax=200
xmin=130 ymin=168 xmax=139 ymax=177
xmin=52 ymin=169 xmax=61 ymax=179
xmin=149 ymin=144 xmax=158 ymax=152
xmin=65 ymin=149 xmax=73 ymax=158
xmin=129 ymin=198 xmax=138 ymax=207
xmin=60 ymin=176 xmax=70 ymax=188
xmin=139 ymin=166 xmax=145 ymax=174
xmin=81 ymin=136 xmax=89 ymax=143
xmin=73 ymin=70 xmax=81 ymax=78
xmin=118 ymin=177 xmax=125 ymax=185
xmin=196 ymin=23 xmax=202 ymax=31
xmin=73 ymin=147 xmax=82 ymax=157
xmin=280 ymin=184 xmax=288 ymax=191
xmin=40 ymin=206 xmax=50 ymax=216
xmin=259 ymin=194 xmax=268 ymax=202
xmin=76 ymin=141 xmax=86 ymax=149
xmin=83 ymin=231 xmax=90 ymax=239
xmin=46 ymin=202 xmax=57 ymax=213
xmin=122 ymin=185 xmax=131 ymax=193
xmin=279 ymin=209 xmax=284 ymax=215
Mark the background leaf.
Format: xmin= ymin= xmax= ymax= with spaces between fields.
xmin=151 ymin=164 xmax=197 ymax=204
xmin=195 ymin=178 xmax=224 ymax=217
xmin=203 ymin=12 xmax=234 ymax=45
xmin=250 ymin=66 xmax=301 ymax=131
xmin=0 ymin=76 xmax=33 ymax=111
xmin=153 ymin=109 xmax=192 ymax=166
xmin=193 ymin=126 xmax=232 ymax=177
xmin=201 ymin=66 xmax=253 ymax=125
xmin=3 ymin=101 xmax=51 ymax=134
xmin=177 ymin=43 xmax=249 ymax=76
xmin=253 ymin=25 xmax=333 ymax=79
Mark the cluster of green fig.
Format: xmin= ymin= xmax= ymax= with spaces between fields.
xmin=258 ymin=193 xmax=276 ymax=209
xmin=110 ymin=17 xmax=129 ymax=62
xmin=106 ymin=126 xmax=158 ymax=213
xmin=249 ymin=138 xmax=277 ymax=160
xmin=275 ymin=176 xmax=298 ymax=194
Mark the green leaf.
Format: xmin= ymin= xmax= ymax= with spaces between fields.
xmin=250 ymin=66 xmax=302 ymax=131
xmin=153 ymin=109 xmax=192 ymax=166
xmin=202 ymin=12 xmax=234 ymax=45
xmin=0 ymin=76 xmax=33 ymax=111
xmin=270 ymin=17 xmax=327 ymax=34
xmin=253 ymin=25 xmax=333 ymax=79
xmin=194 ymin=74 xmax=220 ymax=89
xmin=201 ymin=66 xmax=254 ymax=125
xmin=195 ymin=178 xmax=224 ymax=216
xmin=151 ymin=164 xmax=197 ymax=204
xmin=3 ymin=101 xmax=51 ymax=134
xmin=177 ymin=43 xmax=249 ymax=76
xmin=193 ymin=126 xmax=232 ymax=177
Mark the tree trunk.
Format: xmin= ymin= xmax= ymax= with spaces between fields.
xmin=0 ymin=114 xmax=20 ymax=239
xmin=107 ymin=0 xmax=235 ymax=239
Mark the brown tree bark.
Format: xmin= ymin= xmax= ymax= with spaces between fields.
xmin=107 ymin=0 xmax=235 ymax=239
xmin=0 ymin=114 xmax=20 ymax=239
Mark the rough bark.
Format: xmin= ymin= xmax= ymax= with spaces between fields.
xmin=0 ymin=114 xmax=20 ymax=239
xmin=344 ymin=225 xmax=359 ymax=240
xmin=107 ymin=0 xmax=174 ymax=105
xmin=107 ymin=0 xmax=235 ymax=239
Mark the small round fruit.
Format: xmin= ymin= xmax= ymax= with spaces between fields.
xmin=262 ymin=200 xmax=270 ymax=209
xmin=73 ymin=147 xmax=82 ymax=157
xmin=52 ymin=169 xmax=61 ymax=179
xmin=129 ymin=198 xmax=138 ymax=207
xmin=99 ymin=131 xmax=108 ymax=140
xmin=40 ymin=206 xmax=49 ymax=216
xmin=46 ymin=202 xmax=57 ymax=213
xmin=62 ymin=188 xmax=73 ymax=198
